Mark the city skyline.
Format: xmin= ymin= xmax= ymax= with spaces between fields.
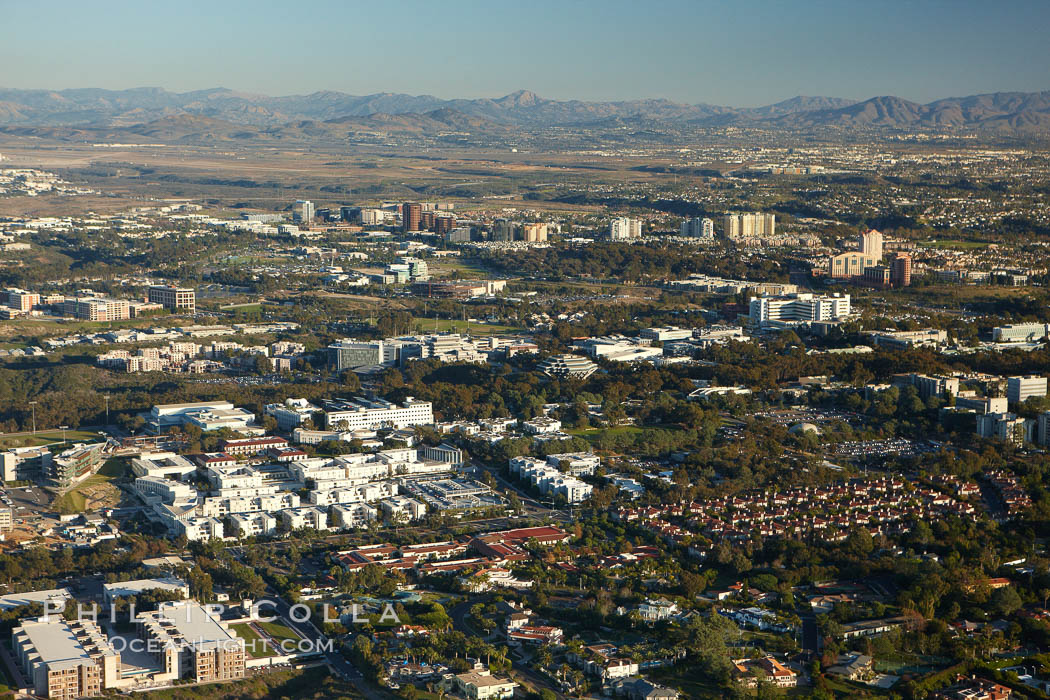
xmin=2 ymin=0 xmax=1048 ymax=107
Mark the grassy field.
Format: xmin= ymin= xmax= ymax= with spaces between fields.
xmin=258 ymin=620 xmax=302 ymax=646
xmin=566 ymin=425 xmax=647 ymax=441
xmin=0 ymin=429 xmax=103 ymax=450
xmin=408 ymin=317 xmax=522 ymax=335
xmin=923 ymin=239 xmax=986 ymax=250
xmin=231 ymin=623 xmax=279 ymax=658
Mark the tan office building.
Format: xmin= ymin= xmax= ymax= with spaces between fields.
xmin=148 ymin=285 xmax=196 ymax=313
xmin=13 ymin=617 xmax=120 ymax=699
xmin=136 ymin=600 xmax=245 ymax=683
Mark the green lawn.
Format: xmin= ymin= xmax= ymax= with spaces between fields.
xmin=54 ymin=490 xmax=87 ymax=513
xmin=408 ymin=317 xmax=522 ymax=336
xmin=0 ymin=429 xmax=104 ymax=450
xmin=258 ymin=620 xmax=302 ymax=646
xmin=231 ymin=623 xmax=279 ymax=658
xmin=53 ymin=458 xmax=127 ymax=514
xmin=921 ymin=239 xmax=989 ymax=250
xmin=565 ymin=425 xmax=651 ymax=444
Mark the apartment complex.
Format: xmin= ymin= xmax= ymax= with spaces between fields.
xmin=148 ymin=285 xmax=195 ymax=313
xmin=608 ymin=217 xmax=642 ymax=240
xmin=680 ymin=217 xmax=715 ymax=238
xmin=723 ymin=213 xmax=775 ymax=239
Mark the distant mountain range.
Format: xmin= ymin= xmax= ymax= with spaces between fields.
xmin=1 ymin=87 xmax=1049 ymax=136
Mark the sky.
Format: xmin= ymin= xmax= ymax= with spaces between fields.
xmin=2 ymin=0 xmax=1049 ymax=107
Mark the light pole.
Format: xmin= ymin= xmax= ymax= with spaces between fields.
xmin=104 ymin=395 xmax=110 ymax=428
xmin=29 ymin=401 xmax=37 ymax=434
xmin=60 ymin=425 xmax=68 ymax=446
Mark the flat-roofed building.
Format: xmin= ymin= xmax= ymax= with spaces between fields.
xmin=0 ymin=588 xmax=73 ymax=612
xmin=321 ymin=397 xmax=433 ymax=431
xmin=63 ymin=297 xmax=130 ymax=321
xmin=994 ymin=323 xmax=1050 ymax=343
xmin=136 ymin=600 xmax=245 ymax=682
xmin=148 ymin=285 xmax=195 ymax=314
xmin=13 ymin=616 xmax=119 ymax=699
xmin=130 ymin=451 xmax=197 ymax=479
xmin=1008 ymin=375 xmax=1048 ymax=404
xmin=441 ymin=670 xmax=519 ymax=700
xmin=332 ymin=502 xmax=378 ymax=529
xmin=227 ymin=512 xmax=278 ymax=537
xmin=1 ymin=445 xmax=53 ymax=481
xmin=102 ymin=577 xmax=189 ymax=607
xmin=49 ymin=443 xmax=106 ymax=486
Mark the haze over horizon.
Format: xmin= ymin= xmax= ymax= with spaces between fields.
xmin=3 ymin=0 xmax=1049 ymax=108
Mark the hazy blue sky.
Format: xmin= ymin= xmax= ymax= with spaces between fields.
xmin=3 ymin=0 xmax=1048 ymax=106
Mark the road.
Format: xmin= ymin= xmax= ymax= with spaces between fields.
xmin=255 ymin=583 xmax=394 ymax=700
xmin=449 ymin=599 xmax=568 ymax=699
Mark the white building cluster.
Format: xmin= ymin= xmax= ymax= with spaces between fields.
xmin=509 ymin=455 xmax=595 ymax=503
xmin=133 ymin=442 xmax=464 ymax=541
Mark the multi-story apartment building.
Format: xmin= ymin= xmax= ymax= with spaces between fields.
xmin=608 ymin=217 xmax=642 ymax=240
xmin=679 ymin=217 xmax=715 ymax=238
xmin=521 ymin=223 xmax=548 ymax=242
xmin=723 ymin=213 xmax=775 ymax=239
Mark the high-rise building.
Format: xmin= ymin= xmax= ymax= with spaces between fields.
xmin=293 ymin=200 xmax=315 ymax=224
xmin=420 ymin=210 xmax=436 ymax=231
xmin=859 ymin=229 xmax=884 ymax=262
xmin=522 ymin=223 xmax=548 ymax=242
xmin=609 ymin=217 xmax=642 ymax=240
xmin=723 ymin=213 xmax=775 ymax=240
xmin=402 ymin=202 xmax=422 ymax=232
xmin=890 ymin=252 xmax=912 ymax=287
xmin=148 ymin=285 xmax=195 ymax=314
xmin=680 ymin=217 xmax=715 ymax=238
xmin=434 ymin=215 xmax=456 ymax=236
xmin=492 ymin=218 xmax=516 ymax=242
